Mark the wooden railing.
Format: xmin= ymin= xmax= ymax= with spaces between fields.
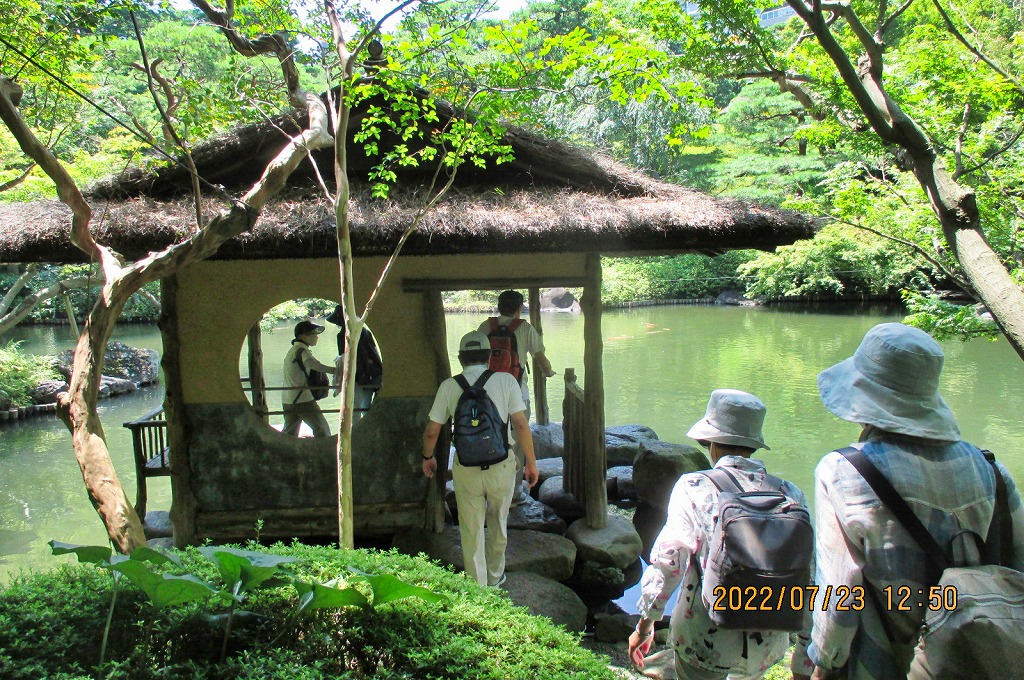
xmin=561 ymin=368 xmax=607 ymax=528
xmin=123 ymin=405 xmax=170 ymax=518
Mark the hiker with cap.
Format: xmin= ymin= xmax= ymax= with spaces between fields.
xmin=420 ymin=330 xmax=539 ymax=588
xmin=808 ymin=323 xmax=1024 ymax=680
xmin=325 ymin=305 xmax=383 ymax=422
xmin=281 ymin=319 xmax=336 ymax=438
xmin=629 ymin=389 xmax=814 ymax=680
xmin=478 ymin=289 xmax=556 ymax=507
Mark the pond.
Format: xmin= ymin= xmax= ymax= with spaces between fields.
xmin=3 ymin=303 xmax=1023 ymax=583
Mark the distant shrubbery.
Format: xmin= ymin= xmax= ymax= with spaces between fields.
xmin=0 ymin=542 xmax=616 ymax=679
xmin=0 ymin=342 xmax=58 ymax=409
xmin=602 ymin=251 xmax=759 ymax=304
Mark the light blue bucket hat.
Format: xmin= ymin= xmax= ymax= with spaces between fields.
xmin=686 ymin=389 xmax=770 ymax=450
xmin=817 ymin=323 xmax=960 ymax=442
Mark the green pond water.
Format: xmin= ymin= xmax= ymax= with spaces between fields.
xmin=2 ymin=303 xmax=1022 ymax=582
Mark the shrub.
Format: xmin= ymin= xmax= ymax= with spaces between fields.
xmin=0 ymin=341 xmax=59 ymax=408
xmin=0 ymin=543 xmax=616 ymax=679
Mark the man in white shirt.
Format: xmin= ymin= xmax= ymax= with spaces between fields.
xmin=478 ymin=290 xmax=555 ymax=505
xmin=281 ymin=320 xmax=336 ymax=438
xmin=421 ymin=330 xmax=539 ymax=587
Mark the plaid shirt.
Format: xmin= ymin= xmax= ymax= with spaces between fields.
xmin=808 ymin=435 xmax=1024 ymax=679
xmin=637 ymin=455 xmax=814 ymax=676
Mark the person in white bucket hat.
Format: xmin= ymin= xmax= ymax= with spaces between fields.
xmin=629 ymin=389 xmax=815 ymax=680
xmin=808 ymin=323 xmax=1024 ymax=680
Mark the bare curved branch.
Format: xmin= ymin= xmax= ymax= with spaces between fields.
xmin=0 ymin=275 xmax=93 ymax=337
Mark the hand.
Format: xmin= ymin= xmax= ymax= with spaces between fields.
xmin=543 ymin=367 xmax=557 ymax=378
xmin=524 ymin=460 xmax=539 ymax=488
xmin=627 ymin=627 xmax=654 ymax=669
xmin=422 ymin=457 xmax=437 ymax=479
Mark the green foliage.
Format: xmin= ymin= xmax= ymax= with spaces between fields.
xmin=0 ymin=340 xmax=58 ymax=408
xmin=902 ymin=290 xmax=1000 ymax=341
xmin=602 ymin=251 xmax=758 ymax=303
xmin=740 ymin=225 xmax=923 ymax=300
xmin=0 ymin=542 xmax=615 ymax=679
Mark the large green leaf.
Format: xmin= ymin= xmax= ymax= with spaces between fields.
xmin=293 ymin=578 xmax=370 ymax=613
xmin=49 ymin=541 xmax=112 ymax=565
xmin=198 ymin=546 xmax=297 ymax=592
xmin=349 ymin=570 xmax=448 ymax=607
xmin=107 ymin=559 xmax=217 ymax=608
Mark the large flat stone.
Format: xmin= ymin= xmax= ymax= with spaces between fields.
xmin=501 ymin=571 xmax=587 ymax=632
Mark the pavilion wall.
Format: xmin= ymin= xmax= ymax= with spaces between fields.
xmin=169 ymin=252 xmax=587 ymax=544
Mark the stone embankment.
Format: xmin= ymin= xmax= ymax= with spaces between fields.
xmin=0 ymin=341 xmax=160 ymax=425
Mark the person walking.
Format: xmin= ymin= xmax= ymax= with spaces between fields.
xmin=478 ymin=290 xmax=555 ymax=505
xmin=421 ymin=330 xmax=540 ymax=587
xmin=629 ymin=389 xmax=814 ymax=680
xmin=808 ymin=323 xmax=1024 ymax=679
xmin=281 ymin=320 xmax=335 ymax=437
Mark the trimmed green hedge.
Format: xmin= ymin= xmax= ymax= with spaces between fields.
xmin=0 ymin=543 xmax=616 ymax=679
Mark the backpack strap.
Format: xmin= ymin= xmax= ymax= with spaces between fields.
xmin=981 ymin=449 xmax=1014 ymax=566
xmin=702 ymin=467 xmax=745 ymax=494
xmin=837 ymin=446 xmax=948 ymax=576
xmin=453 ymin=374 xmax=471 ymax=393
xmin=488 ymin=317 xmax=499 ymax=332
xmin=473 ymin=370 xmax=494 ymax=389
xmin=292 ymin=347 xmax=312 ymax=404
xmin=507 ymin=318 xmax=523 ymax=332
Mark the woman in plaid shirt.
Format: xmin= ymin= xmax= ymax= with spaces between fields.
xmin=808 ymin=323 xmax=1024 ymax=679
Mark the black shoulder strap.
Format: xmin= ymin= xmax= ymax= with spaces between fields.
xmin=981 ymin=450 xmax=1014 ymax=566
xmin=453 ymin=374 xmax=471 ymax=393
xmin=703 ymin=467 xmax=744 ymax=494
xmin=838 ymin=446 xmax=948 ymax=573
xmin=473 ymin=370 xmax=494 ymax=389
xmin=292 ymin=347 xmax=311 ymax=404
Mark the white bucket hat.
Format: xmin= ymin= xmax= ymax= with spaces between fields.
xmin=686 ymin=389 xmax=770 ymax=450
xmin=817 ymin=322 xmax=960 ymax=442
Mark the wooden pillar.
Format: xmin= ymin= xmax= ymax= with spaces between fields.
xmin=528 ymin=287 xmax=549 ymax=426
xmin=246 ymin=324 xmax=268 ymax=423
xmin=581 ymin=253 xmax=607 ymax=528
xmin=423 ymin=289 xmax=452 ymax=533
xmin=160 ymin=275 xmax=196 ymax=546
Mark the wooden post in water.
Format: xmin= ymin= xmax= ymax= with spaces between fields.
xmin=528 ymin=287 xmax=549 ymax=426
xmin=423 ymin=289 xmax=452 ymax=533
xmin=581 ymin=253 xmax=607 ymax=529
xmin=247 ymin=324 xmax=268 ymax=423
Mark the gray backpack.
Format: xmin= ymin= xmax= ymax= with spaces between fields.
xmin=840 ymin=446 xmax=1024 ymax=680
xmin=700 ymin=468 xmax=813 ymax=631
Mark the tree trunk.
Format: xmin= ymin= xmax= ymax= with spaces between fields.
xmin=58 ymin=297 xmax=148 ymax=553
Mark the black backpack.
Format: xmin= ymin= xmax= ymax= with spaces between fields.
xmin=294 ymin=349 xmax=329 ymax=401
xmin=700 ymin=467 xmax=814 ymax=631
xmin=452 ymin=371 xmax=509 ymax=469
xmin=354 ymin=328 xmax=383 ymax=388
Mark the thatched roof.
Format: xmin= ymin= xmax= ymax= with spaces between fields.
xmin=0 ymin=100 xmax=815 ymax=264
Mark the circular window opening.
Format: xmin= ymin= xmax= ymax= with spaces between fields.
xmin=239 ymin=298 xmax=382 ymax=437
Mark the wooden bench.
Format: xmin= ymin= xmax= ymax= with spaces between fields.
xmin=123 ymin=405 xmax=170 ymax=519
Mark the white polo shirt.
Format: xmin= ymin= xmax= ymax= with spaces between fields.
xmin=427 ymin=365 xmax=526 ymax=448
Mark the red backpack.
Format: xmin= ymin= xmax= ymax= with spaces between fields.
xmin=486 ymin=317 xmax=524 ymax=384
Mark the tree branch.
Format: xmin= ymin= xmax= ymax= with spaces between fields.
xmin=0 ymin=263 xmax=37 ymax=316
xmin=929 ymin=0 xmax=1024 ymax=99
xmin=0 ymin=275 xmax=93 ymax=337
xmin=0 ymin=162 xmax=36 ymax=192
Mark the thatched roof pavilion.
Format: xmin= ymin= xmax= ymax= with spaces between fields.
xmin=0 ymin=103 xmax=813 ymax=263
xmin=0 ymin=98 xmax=816 ymax=548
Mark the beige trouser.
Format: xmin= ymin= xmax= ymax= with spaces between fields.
xmin=451 ymin=454 xmax=516 ymax=586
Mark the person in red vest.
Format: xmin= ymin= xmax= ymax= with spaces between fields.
xmin=478 ymin=290 xmax=556 ymax=506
